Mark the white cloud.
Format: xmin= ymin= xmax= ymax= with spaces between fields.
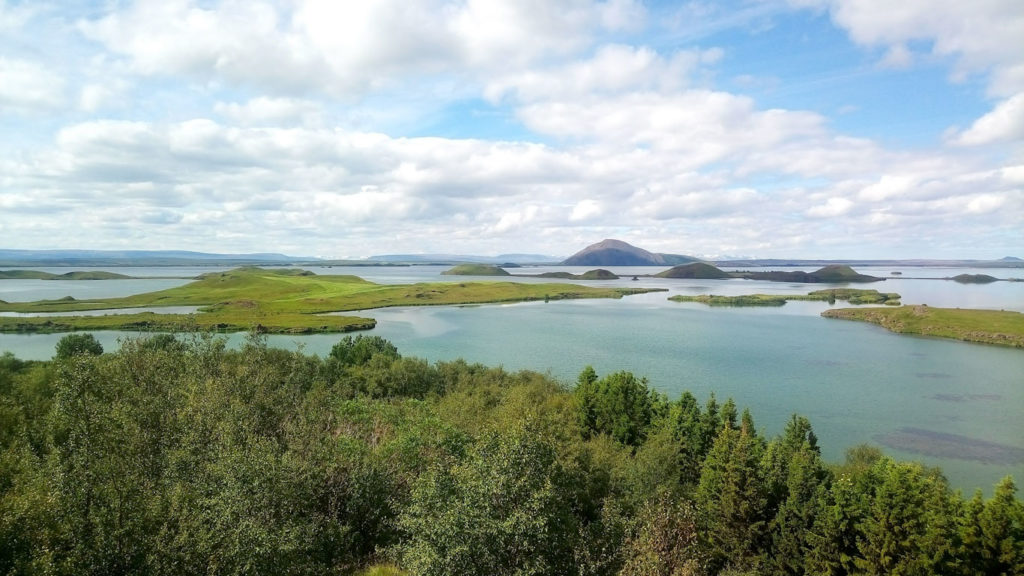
xmin=485 ymin=44 xmax=720 ymax=103
xmin=810 ymin=0 xmax=1024 ymax=94
xmin=805 ymin=197 xmax=854 ymax=218
xmin=214 ymin=97 xmax=323 ymax=127
xmin=78 ymin=0 xmax=637 ymax=98
xmin=951 ymin=92 xmax=1024 ymax=146
xmin=0 ymin=57 xmax=64 ymax=111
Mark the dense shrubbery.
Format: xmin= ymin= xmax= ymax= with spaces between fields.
xmin=0 ymin=333 xmax=1022 ymax=575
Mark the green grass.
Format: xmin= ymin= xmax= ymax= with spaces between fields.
xmin=0 ymin=267 xmax=662 ymax=334
xmin=822 ymin=305 xmax=1024 ymax=348
xmin=669 ymin=288 xmax=901 ymax=307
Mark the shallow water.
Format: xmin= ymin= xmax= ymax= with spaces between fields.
xmin=1 ymin=264 xmax=1022 ymax=493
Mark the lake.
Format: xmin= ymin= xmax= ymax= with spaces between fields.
xmin=1 ymin=263 xmax=1022 ymax=493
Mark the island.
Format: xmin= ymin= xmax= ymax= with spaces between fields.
xmin=533 ymin=269 xmax=619 ymax=280
xmin=654 ymin=262 xmax=883 ymax=283
xmin=0 ymin=270 xmax=134 ymax=280
xmin=0 ymin=267 xmax=663 ymax=334
xmin=821 ymin=305 xmax=1024 ymax=348
xmin=440 ymin=264 xmax=511 ymax=276
xmin=443 ymin=265 xmax=620 ymax=280
xmin=950 ymin=274 xmax=999 ymax=284
xmin=669 ymin=288 xmax=901 ymax=307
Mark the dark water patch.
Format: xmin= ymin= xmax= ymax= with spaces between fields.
xmin=808 ymin=359 xmax=844 ymax=367
xmin=874 ymin=427 xmax=1024 ymax=465
xmin=930 ymin=393 xmax=1003 ymax=403
xmin=915 ymin=372 xmax=952 ymax=379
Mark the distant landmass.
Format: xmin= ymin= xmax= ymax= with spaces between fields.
xmin=369 ymin=253 xmax=557 ymax=264
xmin=562 ymin=239 xmax=700 ymax=266
xmin=0 ymin=249 xmax=308 ymax=267
xmin=655 ymin=263 xmax=883 ymax=283
xmin=0 ymin=270 xmax=133 ymax=280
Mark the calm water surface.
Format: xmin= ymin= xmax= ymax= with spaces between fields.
xmin=1 ymin=264 xmax=1022 ymax=493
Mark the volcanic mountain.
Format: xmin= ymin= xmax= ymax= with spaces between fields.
xmin=561 ymin=239 xmax=699 ymax=266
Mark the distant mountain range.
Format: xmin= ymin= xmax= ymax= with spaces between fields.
xmin=367 ymin=253 xmax=558 ymax=264
xmin=561 ymin=239 xmax=700 ymax=266
xmin=0 ymin=249 xmax=307 ymax=267
xmin=1 ymin=246 xmax=1020 ymax=268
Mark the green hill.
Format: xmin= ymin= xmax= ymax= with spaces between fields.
xmin=951 ymin=274 xmax=998 ymax=284
xmin=441 ymin=264 xmax=510 ymax=276
xmin=655 ymin=262 xmax=731 ymax=279
xmin=736 ymin=265 xmax=882 ymax=283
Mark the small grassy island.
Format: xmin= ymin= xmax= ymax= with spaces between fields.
xmin=0 ymin=269 xmax=133 ymax=280
xmin=440 ymin=264 xmax=511 ymax=276
xmin=0 ymin=267 xmax=660 ymax=334
xmin=654 ymin=262 xmax=884 ymax=283
xmin=734 ymin=264 xmax=883 ymax=283
xmin=534 ymin=268 xmax=619 ymax=280
xmin=655 ymin=262 xmax=732 ymax=279
xmin=670 ymin=288 xmax=901 ymax=307
xmin=822 ymin=305 xmax=1024 ymax=348
xmin=950 ymin=274 xmax=999 ymax=284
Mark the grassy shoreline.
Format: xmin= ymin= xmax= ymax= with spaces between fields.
xmin=0 ymin=267 xmax=663 ymax=334
xmin=669 ymin=288 xmax=901 ymax=307
xmin=822 ymin=305 xmax=1024 ymax=348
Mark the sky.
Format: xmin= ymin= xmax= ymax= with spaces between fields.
xmin=0 ymin=0 xmax=1022 ymax=260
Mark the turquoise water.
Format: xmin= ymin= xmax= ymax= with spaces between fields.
xmin=1 ymin=265 xmax=1022 ymax=493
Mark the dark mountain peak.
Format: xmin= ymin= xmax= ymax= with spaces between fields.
xmin=562 ymin=239 xmax=698 ymax=266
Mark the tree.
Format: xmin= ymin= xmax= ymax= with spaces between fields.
xmin=397 ymin=423 xmax=577 ymax=576
xmin=54 ymin=333 xmax=103 ymax=359
xmin=696 ymin=422 xmax=767 ymax=573
xmin=329 ymin=335 xmax=399 ymax=367
xmin=574 ymin=369 xmax=654 ymax=447
xmin=977 ymin=476 xmax=1024 ymax=575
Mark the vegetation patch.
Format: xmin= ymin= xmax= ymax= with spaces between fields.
xmin=0 ymin=267 xmax=661 ymax=334
xmin=534 ymin=268 xmax=619 ymax=280
xmin=950 ymin=273 xmax=999 ymax=284
xmin=440 ymin=264 xmax=510 ymax=276
xmin=655 ymin=262 xmax=732 ymax=279
xmin=822 ymin=305 xmax=1024 ymax=348
xmin=735 ymin=264 xmax=883 ymax=283
xmin=0 ymin=338 xmax=1020 ymax=575
xmin=669 ymin=288 xmax=901 ymax=307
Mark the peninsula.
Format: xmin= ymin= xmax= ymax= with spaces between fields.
xmin=821 ymin=306 xmax=1024 ymax=348
xmin=0 ymin=267 xmax=660 ymax=334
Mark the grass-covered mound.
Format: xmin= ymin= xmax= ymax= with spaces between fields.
xmin=736 ymin=265 xmax=883 ymax=283
xmin=535 ymin=269 xmax=620 ymax=280
xmin=441 ymin=264 xmax=511 ymax=276
xmin=0 ymin=270 xmax=133 ymax=280
xmin=951 ymin=274 xmax=999 ymax=284
xmin=579 ymin=268 xmax=618 ymax=280
xmin=670 ymin=288 xmax=901 ymax=307
xmin=655 ymin=262 xmax=732 ymax=279
xmin=0 ymin=267 xmax=659 ymax=334
xmin=822 ymin=305 xmax=1024 ymax=348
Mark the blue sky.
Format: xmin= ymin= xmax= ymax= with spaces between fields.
xmin=0 ymin=0 xmax=1021 ymax=259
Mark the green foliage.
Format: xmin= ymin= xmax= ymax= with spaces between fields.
xmin=330 ymin=334 xmax=401 ymax=366
xmin=54 ymin=332 xmax=103 ymax=359
xmin=397 ymin=422 xmax=576 ymax=576
xmin=0 ymin=336 xmax=1021 ymax=575
xmin=575 ymin=368 xmax=658 ymax=447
